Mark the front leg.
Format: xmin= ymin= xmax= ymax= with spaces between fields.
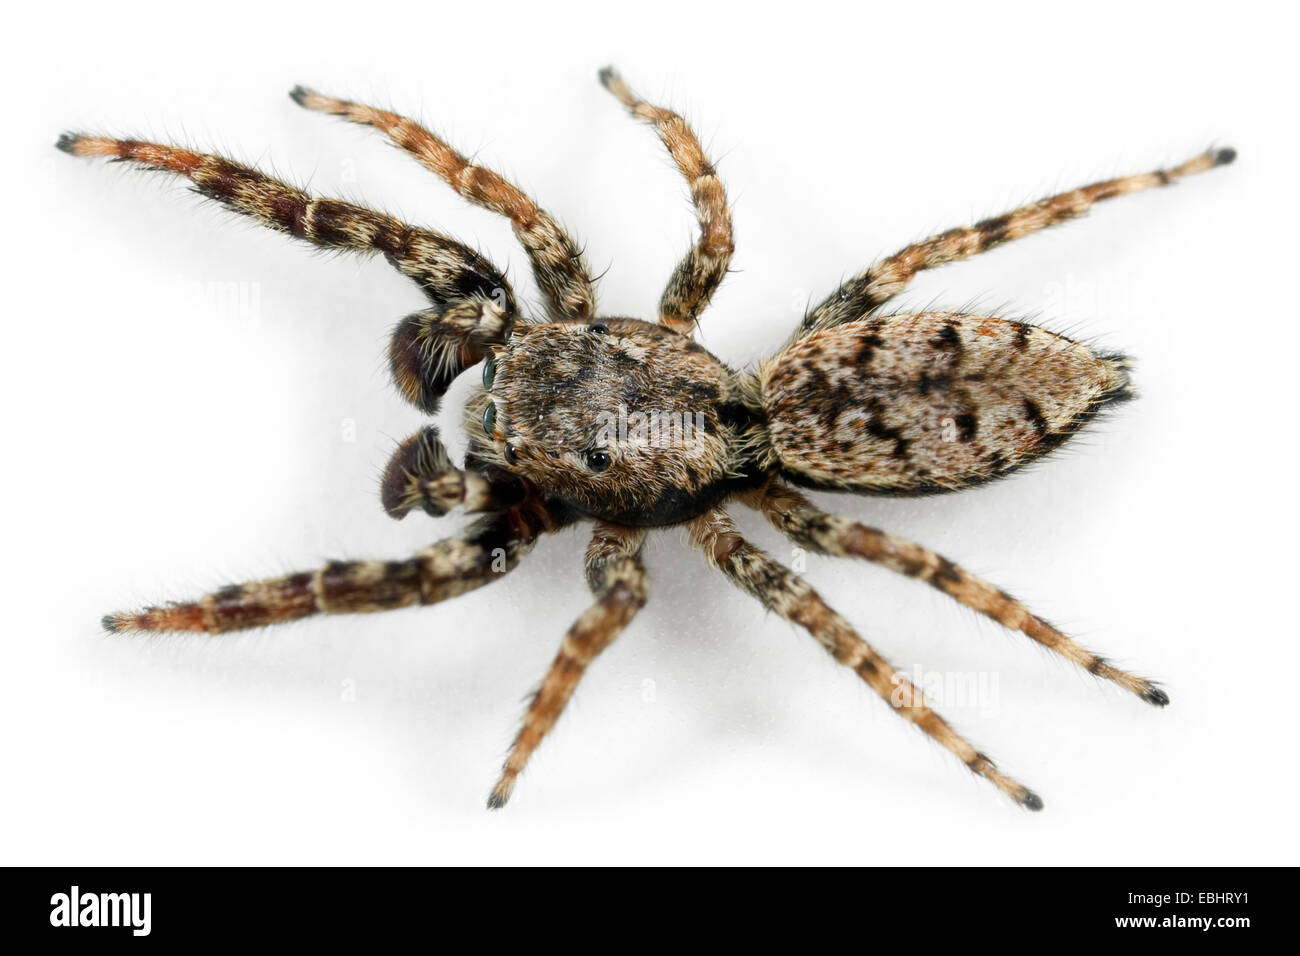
xmin=56 ymin=135 xmax=515 ymax=311
xmin=104 ymin=499 xmax=572 ymax=635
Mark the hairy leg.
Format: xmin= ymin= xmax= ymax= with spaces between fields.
xmin=56 ymin=134 xmax=514 ymax=310
xmin=744 ymin=481 xmax=1168 ymax=705
xmin=103 ymin=499 xmax=571 ymax=635
xmin=599 ymin=68 xmax=734 ymax=337
xmin=292 ymin=87 xmax=596 ymax=322
xmin=488 ymin=523 xmax=648 ymax=808
xmin=687 ymin=507 xmax=1041 ymax=810
xmin=802 ymin=147 xmax=1236 ymax=334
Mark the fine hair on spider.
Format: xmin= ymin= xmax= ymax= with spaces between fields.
xmin=58 ymin=66 xmax=1235 ymax=812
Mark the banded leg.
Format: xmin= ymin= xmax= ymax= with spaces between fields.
xmin=488 ymin=523 xmax=648 ymax=809
xmin=687 ymin=507 xmax=1041 ymax=810
xmin=103 ymin=498 xmax=572 ymax=635
xmin=380 ymin=426 xmax=526 ymax=520
xmin=291 ymin=87 xmax=596 ymax=322
xmin=55 ymin=135 xmax=515 ymax=310
xmin=744 ymin=481 xmax=1168 ymax=706
xmin=801 ymin=147 xmax=1237 ymax=335
xmin=600 ymin=67 xmax=734 ymax=337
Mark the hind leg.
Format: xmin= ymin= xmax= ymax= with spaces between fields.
xmin=687 ymin=507 xmax=1041 ymax=810
xmin=801 ymin=148 xmax=1236 ymax=335
xmin=743 ymin=481 xmax=1168 ymax=705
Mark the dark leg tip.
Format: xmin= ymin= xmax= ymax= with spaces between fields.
xmin=1021 ymin=790 xmax=1045 ymax=812
xmin=1142 ymin=685 xmax=1171 ymax=707
xmin=288 ymin=86 xmax=312 ymax=107
xmin=55 ymin=132 xmax=79 ymax=154
xmin=486 ymin=773 xmax=515 ymax=810
xmin=101 ymin=613 xmax=121 ymax=634
xmin=597 ymin=66 xmax=616 ymax=87
xmin=1214 ymin=147 xmax=1237 ymax=166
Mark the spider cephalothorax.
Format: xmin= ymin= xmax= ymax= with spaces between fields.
xmin=466 ymin=317 xmax=755 ymax=526
xmin=60 ymin=68 xmax=1232 ymax=811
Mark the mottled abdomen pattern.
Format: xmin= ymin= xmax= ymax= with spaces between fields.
xmin=759 ymin=313 xmax=1132 ymax=495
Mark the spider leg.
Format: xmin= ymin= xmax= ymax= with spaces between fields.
xmin=102 ymin=498 xmax=572 ymax=635
xmin=291 ymin=87 xmax=596 ymax=322
xmin=599 ymin=67 xmax=734 ymax=337
xmin=687 ymin=506 xmax=1042 ymax=810
xmin=55 ymin=135 xmax=515 ymax=311
xmin=488 ymin=523 xmax=648 ymax=809
xmin=744 ymin=481 xmax=1169 ymax=706
xmin=801 ymin=147 xmax=1237 ymax=335
xmin=380 ymin=426 xmax=526 ymax=520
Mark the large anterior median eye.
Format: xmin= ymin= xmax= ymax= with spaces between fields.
xmin=482 ymin=402 xmax=496 ymax=435
xmin=585 ymin=449 xmax=611 ymax=472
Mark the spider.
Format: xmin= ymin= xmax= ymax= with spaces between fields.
xmin=58 ymin=67 xmax=1234 ymax=812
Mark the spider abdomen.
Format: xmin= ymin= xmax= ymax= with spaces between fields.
xmin=759 ymin=312 xmax=1132 ymax=496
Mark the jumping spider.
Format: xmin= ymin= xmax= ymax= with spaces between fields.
xmin=59 ymin=68 xmax=1234 ymax=811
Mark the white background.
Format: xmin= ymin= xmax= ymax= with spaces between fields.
xmin=3 ymin=0 xmax=1296 ymax=865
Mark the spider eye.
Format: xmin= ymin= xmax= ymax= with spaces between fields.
xmin=482 ymin=401 xmax=497 ymax=436
xmin=588 ymin=323 xmax=609 ymax=334
xmin=503 ymin=443 xmax=518 ymax=465
xmin=585 ymin=449 xmax=612 ymax=472
xmin=482 ymin=355 xmax=496 ymax=390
